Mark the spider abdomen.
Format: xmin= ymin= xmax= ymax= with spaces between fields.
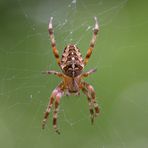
xmin=61 ymin=44 xmax=84 ymax=77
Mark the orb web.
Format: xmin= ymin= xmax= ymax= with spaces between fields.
xmin=3 ymin=0 xmax=148 ymax=148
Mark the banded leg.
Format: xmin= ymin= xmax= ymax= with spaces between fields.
xmin=48 ymin=17 xmax=60 ymax=66
xmin=84 ymin=17 xmax=99 ymax=65
xmin=42 ymin=85 xmax=62 ymax=129
xmin=81 ymin=68 xmax=97 ymax=78
xmin=82 ymin=82 xmax=100 ymax=116
xmin=53 ymin=91 xmax=63 ymax=134
xmin=42 ymin=70 xmax=64 ymax=78
xmin=82 ymin=87 xmax=95 ymax=124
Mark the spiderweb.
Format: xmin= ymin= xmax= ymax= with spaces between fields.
xmin=1 ymin=0 xmax=148 ymax=147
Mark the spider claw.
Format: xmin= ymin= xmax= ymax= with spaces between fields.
xmin=91 ymin=110 xmax=100 ymax=124
xmin=94 ymin=16 xmax=98 ymax=24
xmin=55 ymin=129 xmax=60 ymax=135
xmin=49 ymin=17 xmax=53 ymax=31
xmin=49 ymin=17 xmax=53 ymax=25
xmin=94 ymin=16 xmax=97 ymax=21
xmin=42 ymin=123 xmax=45 ymax=129
xmin=90 ymin=114 xmax=95 ymax=125
xmin=93 ymin=16 xmax=99 ymax=33
xmin=50 ymin=17 xmax=53 ymax=21
xmin=91 ymin=117 xmax=94 ymax=125
xmin=42 ymin=70 xmax=54 ymax=75
xmin=90 ymin=68 xmax=97 ymax=73
xmin=42 ymin=119 xmax=47 ymax=129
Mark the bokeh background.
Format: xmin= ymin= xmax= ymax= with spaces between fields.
xmin=0 ymin=0 xmax=148 ymax=148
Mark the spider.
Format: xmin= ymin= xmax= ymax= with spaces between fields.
xmin=42 ymin=17 xmax=100 ymax=134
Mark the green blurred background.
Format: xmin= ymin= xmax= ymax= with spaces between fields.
xmin=0 ymin=0 xmax=148 ymax=148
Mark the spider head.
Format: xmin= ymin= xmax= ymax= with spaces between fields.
xmin=61 ymin=44 xmax=84 ymax=77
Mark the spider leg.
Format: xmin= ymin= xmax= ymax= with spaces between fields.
xmin=84 ymin=17 xmax=99 ymax=66
xmin=81 ymin=68 xmax=97 ymax=78
xmin=42 ymin=84 xmax=63 ymax=129
xmin=48 ymin=17 xmax=60 ymax=66
xmin=53 ymin=90 xmax=64 ymax=134
xmin=82 ymin=87 xmax=95 ymax=124
xmin=82 ymin=82 xmax=100 ymax=121
xmin=42 ymin=70 xmax=64 ymax=78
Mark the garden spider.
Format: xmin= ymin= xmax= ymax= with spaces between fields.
xmin=42 ymin=17 xmax=100 ymax=134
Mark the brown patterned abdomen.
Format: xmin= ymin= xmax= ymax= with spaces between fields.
xmin=60 ymin=44 xmax=84 ymax=77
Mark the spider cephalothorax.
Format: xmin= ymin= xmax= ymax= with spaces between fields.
xmin=42 ymin=17 xmax=100 ymax=134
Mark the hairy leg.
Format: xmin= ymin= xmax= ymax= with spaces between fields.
xmin=53 ymin=91 xmax=64 ymax=134
xmin=84 ymin=17 xmax=99 ymax=65
xmin=81 ymin=68 xmax=97 ymax=78
xmin=82 ymin=87 xmax=95 ymax=124
xmin=82 ymin=82 xmax=100 ymax=117
xmin=42 ymin=84 xmax=63 ymax=129
xmin=48 ymin=17 xmax=61 ymax=66
xmin=42 ymin=70 xmax=64 ymax=78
